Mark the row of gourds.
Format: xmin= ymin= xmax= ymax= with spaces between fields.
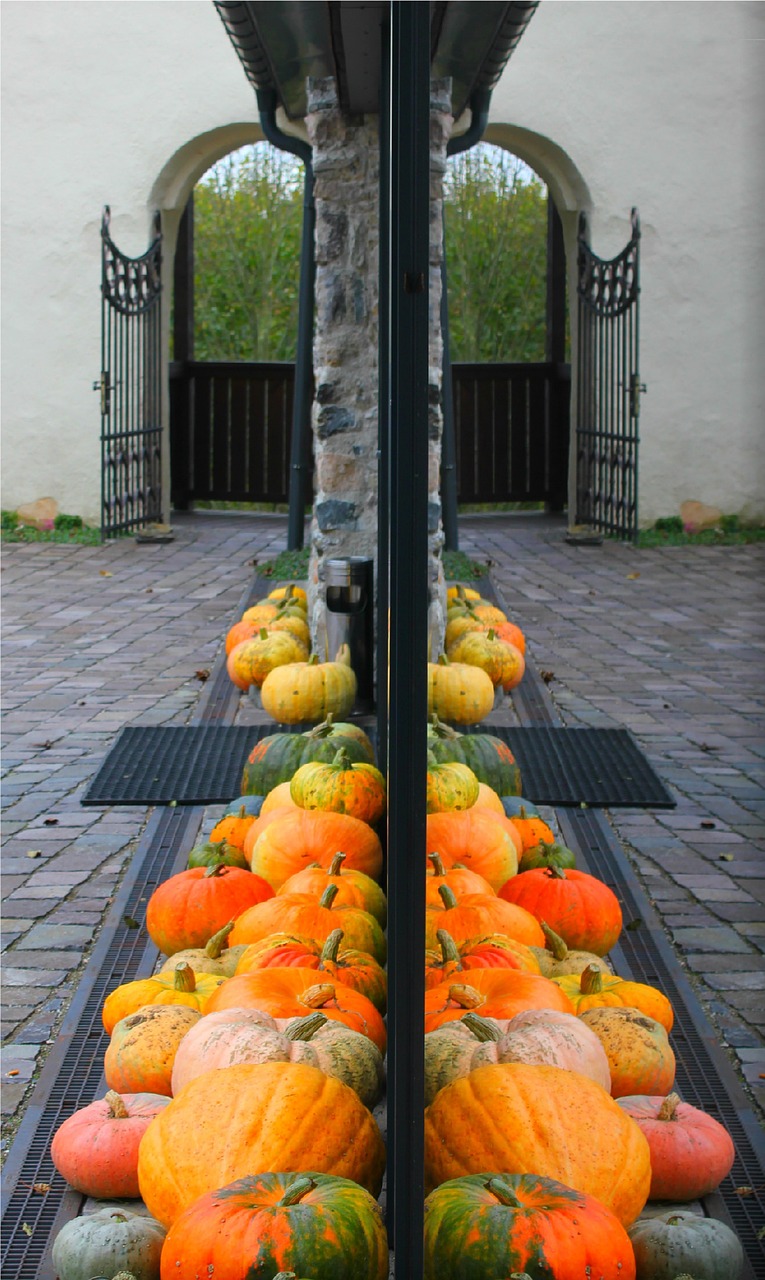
xmin=46 ymin=584 xmax=744 ymax=1280
xmin=227 ymin=582 xmax=526 ymax=725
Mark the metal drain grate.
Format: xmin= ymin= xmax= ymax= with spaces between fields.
xmin=465 ymin=725 xmax=675 ymax=807
xmin=559 ymin=806 xmax=765 ymax=1278
xmin=1 ymin=806 xmax=202 ymax=1280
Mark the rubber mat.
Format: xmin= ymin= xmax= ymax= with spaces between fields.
xmin=82 ymin=723 xmax=674 ymax=807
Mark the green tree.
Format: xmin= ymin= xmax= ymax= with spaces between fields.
xmin=192 ymin=144 xmax=303 ymax=361
xmin=444 ymin=146 xmax=549 ymax=362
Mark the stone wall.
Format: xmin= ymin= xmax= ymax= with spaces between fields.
xmin=306 ymin=77 xmax=452 ymax=672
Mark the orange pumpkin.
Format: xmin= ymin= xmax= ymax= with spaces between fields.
xmin=579 ymin=1006 xmax=676 ymax=1098
xmin=424 ymin=970 xmax=573 ymax=1032
xmin=229 ymin=883 xmax=386 ymax=964
xmin=425 ymin=852 xmax=495 ymax=906
xmin=279 ymin=851 xmax=387 ymax=926
xmin=471 ymin=782 xmax=506 ymax=815
xmin=208 ymin=806 xmax=258 ymax=852
xmin=51 ymin=1090 xmax=170 ymax=1200
xmin=236 ymin=927 xmax=387 ymax=1013
xmin=426 ymin=809 xmax=521 ymax=891
xmin=508 ymin=814 xmax=556 ymax=853
xmin=553 ymin=963 xmax=674 ymax=1032
xmin=104 ymin=1005 xmax=202 ymax=1095
xmin=616 ymin=1092 xmax=736 ymax=1201
xmin=102 ymin=963 xmax=225 ymax=1036
xmin=246 ymin=808 xmax=383 ymax=889
xmin=424 ymin=930 xmax=541 ymax=989
xmin=145 ymin=864 xmax=274 ymax=956
xmin=138 ymin=1062 xmax=386 ymax=1225
xmin=227 ymin=629 xmax=308 ymax=690
xmin=423 ymin=1062 xmax=651 ymax=1225
xmin=425 ymin=884 xmax=544 ymax=951
xmin=205 ymin=969 xmax=387 ymax=1054
xmin=498 ymin=866 xmax=622 ymax=957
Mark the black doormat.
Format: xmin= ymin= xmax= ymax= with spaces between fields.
xmin=466 ymin=726 xmax=675 ymax=808
xmin=82 ymin=723 xmax=674 ymax=808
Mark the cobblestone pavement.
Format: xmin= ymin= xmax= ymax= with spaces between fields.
xmin=2 ymin=511 xmax=764 ymax=1153
xmin=460 ymin=514 xmax=765 ymax=1116
xmin=0 ymin=514 xmax=287 ymax=1147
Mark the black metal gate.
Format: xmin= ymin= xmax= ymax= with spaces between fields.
xmin=576 ymin=207 xmax=644 ymax=540
xmin=96 ymin=207 xmax=163 ymax=538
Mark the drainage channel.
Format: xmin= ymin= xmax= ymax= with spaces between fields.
xmin=1 ymin=573 xmax=267 ymax=1277
xmin=498 ymin=584 xmax=765 ymax=1276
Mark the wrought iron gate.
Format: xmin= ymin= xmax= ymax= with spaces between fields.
xmin=576 ymin=207 xmax=644 ymax=540
xmin=96 ymin=207 xmax=163 ymax=538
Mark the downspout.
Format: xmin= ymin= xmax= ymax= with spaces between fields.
xmin=256 ymin=88 xmax=314 ymax=550
xmin=441 ymin=87 xmax=491 ymax=551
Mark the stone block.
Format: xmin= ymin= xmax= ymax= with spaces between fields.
xmin=316 ymin=405 xmax=355 ymax=439
xmin=315 ymin=500 xmax=357 ymax=532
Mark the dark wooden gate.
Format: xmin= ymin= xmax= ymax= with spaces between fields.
xmin=169 ymin=361 xmax=297 ymax=507
xmin=451 ymin=361 xmax=570 ymax=508
xmin=576 ymin=208 xmax=644 ymax=540
xmin=96 ymin=207 xmax=163 ymax=538
xmin=169 ymin=360 xmax=568 ymax=510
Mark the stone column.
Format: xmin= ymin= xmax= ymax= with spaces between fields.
xmin=305 ymin=76 xmax=453 ymax=666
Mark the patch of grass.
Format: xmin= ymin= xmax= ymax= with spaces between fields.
xmin=441 ymin=549 xmax=489 ymax=580
xmin=638 ymin=519 xmax=765 ymax=548
xmin=1 ymin=511 xmax=101 ymax=545
xmin=256 ymin=546 xmax=311 ymax=579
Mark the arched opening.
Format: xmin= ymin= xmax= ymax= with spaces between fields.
xmin=442 ymin=141 xmax=571 ymax=526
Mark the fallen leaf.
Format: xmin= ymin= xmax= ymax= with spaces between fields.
xmin=540 ymin=670 xmax=555 ymax=684
xmin=43 ymin=817 xmax=58 ymax=826
xmin=579 ymin=801 xmax=589 ymax=810
xmin=626 ymin=572 xmax=640 ymax=579
xmin=625 ymin=918 xmax=643 ymax=932
xmin=26 ymin=850 xmax=42 ymax=859
xmin=720 ymin=854 xmax=734 ymax=862
xmin=700 ymin=820 xmax=716 ymax=829
xmin=122 ymin=915 xmax=140 ymax=930
xmin=7 ymin=1070 xmax=19 ymax=1077
xmin=99 ymin=570 xmax=112 ymax=577
xmin=169 ymin=800 xmax=177 ymax=808
xmin=22 ymin=1223 xmax=32 ymax=1236
xmin=195 ymin=669 xmax=211 ymax=682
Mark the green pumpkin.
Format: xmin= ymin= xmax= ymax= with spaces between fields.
xmin=224 ymin=794 xmax=265 ymax=817
xmin=51 ymin=1208 xmax=165 ymax=1280
xmin=518 ymin=838 xmax=577 ymax=874
xmin=241 ymin=723 xmax=371 ymax=796
xmin=628 ymin=1210 xmax=744 ymax=1280
xmin=427 ymin=716 xmax=522 ymax=795
xmin=186 ymin=838 xmax=249 ymax=871
xmin=500 ymin=796 xmax=540 ymax=819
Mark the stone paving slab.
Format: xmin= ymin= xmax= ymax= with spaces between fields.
xmin=0 ymin=514 xmax=287 ymax=1149
xmin=461 ymin=514 xmax=765 ymax=1117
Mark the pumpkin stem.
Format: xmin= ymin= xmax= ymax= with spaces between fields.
xmin=204 ymin=921 xmax=235 ymax=959
xmin=485 ymin=1176 xmax=524 ymax=1208
xmin=259 ymin=627 xmax=269 ymax=640
xmin=173 ymin=962 xmax=197 ymax=992
xmin=319 ymin=883 xmax=340 ymax=910
xmin=301 ymin=983 xmax=337 ymax=1008
xmin=285 ymin=1011 xmax=329 ymax=1040
xmin=448 ymin=983 xmax=485 ymax=1009
xmin=308 ymin=716 xmax=335 ymax=739
xmin=429 ymin=714 xmax=460 ymax=741
xmin=657 ymin=1092 xmax=682 ymax=1122
xmin=540 ymin=920 xmax=569 ymax=961
xmin=429 ymin=852 xmax=448 ymax=877
xmin=487 ymin=629 xmax=496 ymax=641
xmin=104 ymin=1090 xmax=129 ymax=1119
xmin=437 ymin=653 xmax=452 ymax=666
xmin=204 ymin=864 xmax=229 ymax=879
xmin=332 ymin=748 xmax=355 ymax=770
xmin=579 ymin=964 xmax=604 ymax=994
xmin=438 ymin=884 xmax=458 ymax=911
xmin=436 ymin=929 xmax=463 ymax=968
xmin=460 ymin=1012 xmax=502 ymax=1042
xmin=319 ymin=929 xmax=344 ymax=965
xmin=277 ymin=1175 xmax=316 ymax=1205
xmin=328 ymin=851 xmax=347 ymax=875
xmin=545 ymin=865 xmax=567 ymax=880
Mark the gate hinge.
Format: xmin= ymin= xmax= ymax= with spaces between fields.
xmin=629 ymin=374 xmax=647 ymax=418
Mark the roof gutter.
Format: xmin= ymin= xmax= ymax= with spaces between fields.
xmin=441 ymin=88 xmax=492 ymax=549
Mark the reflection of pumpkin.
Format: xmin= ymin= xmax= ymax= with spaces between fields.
xmin=138 ymin=1062 xmax=387 ymax=1224
xmin=161 ymin=1171 xmax=388 ymax=1280
xmin=423 ymin=1061 xmax=651 ymax=1225
xmin=423 ymin=1173 xmax=635 ymax=1280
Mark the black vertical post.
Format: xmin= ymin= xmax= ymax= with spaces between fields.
xmin=287 ymin=162 xmax=315 ymax=549
xmin=385 ymin=2 xmax=429 ymax=1273
xmin=377 ymin=16 xmax=391 ymax=773
xmin=173 ymin=194 xmax=194 ymax=362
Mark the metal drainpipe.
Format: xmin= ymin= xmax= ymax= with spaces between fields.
xmin=257 ymin=88 xmax=314 ymax=550
xmin=441 ymin=88 xmax=491 ymax=551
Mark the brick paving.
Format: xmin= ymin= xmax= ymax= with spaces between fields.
xmin=461 ymin=513 xmax=765 ymax=1114
xmin=2 ymin=510 xmax=764 ymax=1154
xmin=0 ymin=514 xmax=287 ymax=1145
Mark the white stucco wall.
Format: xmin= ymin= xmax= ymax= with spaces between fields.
xmin=2 ymin=1 xmax=764 ymax=525
xmin=489 ymin=0 xmax=765 ymax=523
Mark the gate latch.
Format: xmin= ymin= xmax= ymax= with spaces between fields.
xmin=92 ymin=373 xmax=112 ymax=416
xmin=629 ymin=373 xmax=647 ymax=418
